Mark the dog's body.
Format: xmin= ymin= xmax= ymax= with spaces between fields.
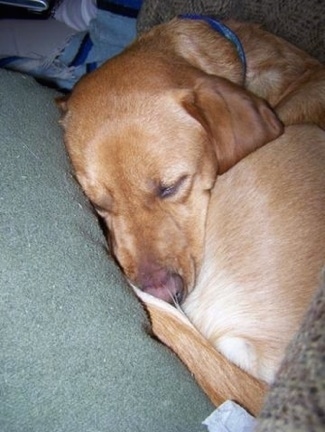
xmin=59 ymin=18 xmax=325 ymax=414
xmin=183 ymin=124 xmax=325 ymax=382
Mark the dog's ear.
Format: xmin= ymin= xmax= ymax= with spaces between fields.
xmin=182 ymin=75 xmax=283 ymax=174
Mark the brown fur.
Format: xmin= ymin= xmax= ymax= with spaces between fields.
xmin=58 ymin=18 xmax=325 ymax=414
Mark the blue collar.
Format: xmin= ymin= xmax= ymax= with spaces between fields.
xmin=178 ymin=14 xmax=246 ymax=77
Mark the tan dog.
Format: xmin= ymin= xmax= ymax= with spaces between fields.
xmin=59 ymin=18 xmax=325 ymax=415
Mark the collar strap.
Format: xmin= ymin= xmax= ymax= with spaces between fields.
xmin=178 ymin=14 xmax=246 ymax=76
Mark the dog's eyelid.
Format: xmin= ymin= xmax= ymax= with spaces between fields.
xmin=158 ymin=175 xmax=189 ymax=199
xmin=159 ymin=184 xmax=177 ymax=198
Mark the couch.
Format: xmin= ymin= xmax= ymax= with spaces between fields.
xmin=0 ymin=68 xmax=214 ymax=432
xmin=1 ymin=1 xmax=324 ymax=431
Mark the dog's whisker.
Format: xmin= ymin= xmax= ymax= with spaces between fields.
xmin=167 ymin=287 xmax=186 ymax=315
xmin=167 ymin=287 xmax=179 ymax=307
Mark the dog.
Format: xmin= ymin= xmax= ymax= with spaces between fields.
xmin=58 ymin=17 xmax=325 ymax=415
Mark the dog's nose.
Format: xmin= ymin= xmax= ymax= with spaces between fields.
xmin=137 ymin=265 xmax=185 ymax=304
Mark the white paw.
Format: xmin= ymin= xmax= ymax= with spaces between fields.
xmin=217 ymin=336 xmax=258 ymax=376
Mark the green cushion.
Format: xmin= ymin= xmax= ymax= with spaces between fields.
xmin=0 ymin=69 xmax=213 ymax=432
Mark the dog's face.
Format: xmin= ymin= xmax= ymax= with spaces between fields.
xmin=60 ymin=53 xmax=283 ymax=304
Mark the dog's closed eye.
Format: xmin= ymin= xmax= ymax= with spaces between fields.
xmin=157 ymin=175 xmax=189 ymax=199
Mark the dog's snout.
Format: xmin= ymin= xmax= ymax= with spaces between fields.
xmin=137 ymin=264 xmax=185 ymax=304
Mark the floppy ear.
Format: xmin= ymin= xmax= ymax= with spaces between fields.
xmin=182 ymin=75 xmax=283 ymax=174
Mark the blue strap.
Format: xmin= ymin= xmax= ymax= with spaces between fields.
xmin=70 ymin=33 xmax=96 ymax=68
xmin=178 ymin=14 xmax=246 ymax=76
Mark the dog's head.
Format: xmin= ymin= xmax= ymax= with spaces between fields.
xmin=59 ymin=46 xmax=282 ymax=304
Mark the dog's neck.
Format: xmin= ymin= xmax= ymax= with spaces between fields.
xmin=178 ymin=14 xmax=247 ymax=78
xmin=134 ymin=18 xmax=245 ymax=89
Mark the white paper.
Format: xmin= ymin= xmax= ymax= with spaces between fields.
xmin=203 ymin=400 xmax=256 ymax=432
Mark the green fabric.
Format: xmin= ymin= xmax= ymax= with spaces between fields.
xmin=0 ymin=69 xmax=213 ymax=432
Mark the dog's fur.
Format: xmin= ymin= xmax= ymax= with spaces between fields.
xmin=58 ymin=18 xmax=325 ymax=415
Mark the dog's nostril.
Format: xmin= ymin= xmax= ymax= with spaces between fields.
xmin=171 ymin=273 xmax=185 ymax=304
xmin=174 ymin=288 xmax=184 ymax=304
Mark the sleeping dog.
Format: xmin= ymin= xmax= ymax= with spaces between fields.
xmin=58 ymin=17 xmax=325 ymax=414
